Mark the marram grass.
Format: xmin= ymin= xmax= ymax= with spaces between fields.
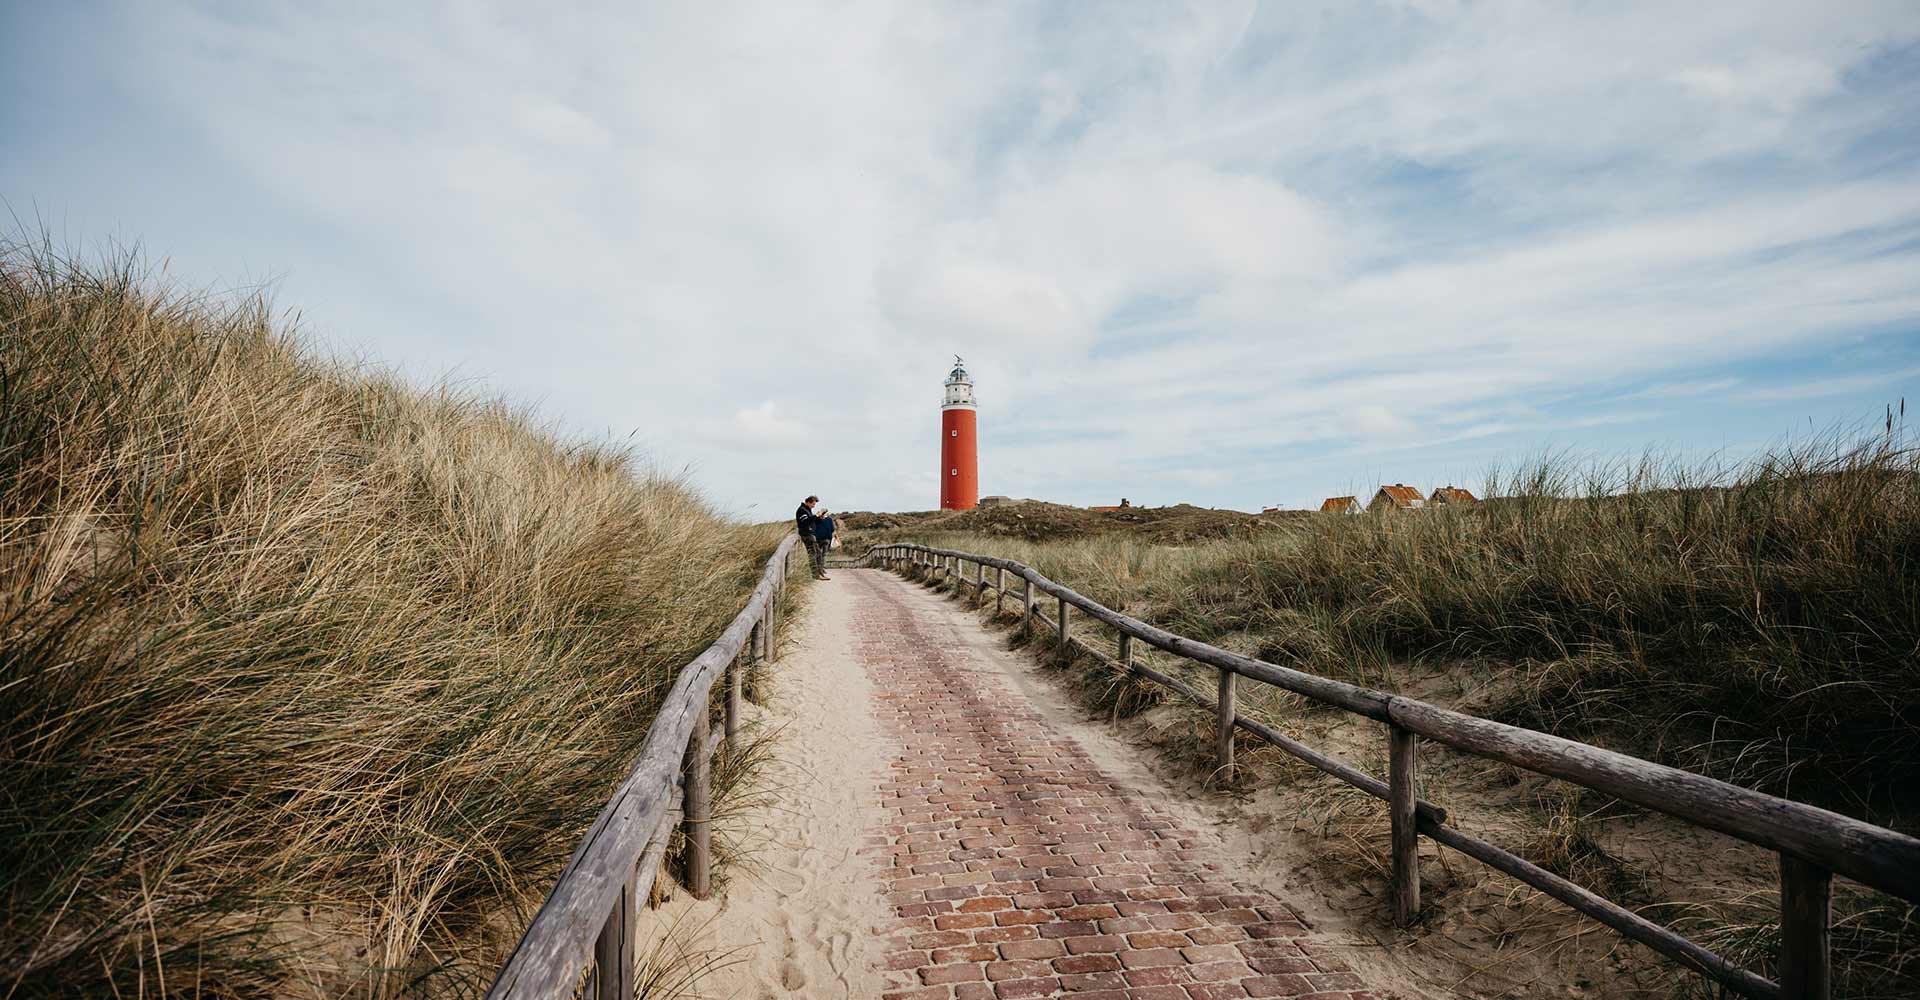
xmin=0 ymin=242 xmax=785 ymax=997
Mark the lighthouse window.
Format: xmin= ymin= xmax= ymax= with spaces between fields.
xmin=951 ymin=469 xmax=957 ymax=476
xmin=950 ymin=429 xmax=957 ymax=437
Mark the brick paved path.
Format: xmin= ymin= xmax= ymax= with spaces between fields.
xmin=846 ymin=570 xmax=1384 ymax=1000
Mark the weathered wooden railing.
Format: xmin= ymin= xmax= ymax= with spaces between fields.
xmin=486 ymin=534 xmax=800 ymax=1000
xmin=870 ymin=542 xmax=1920 ymax=1000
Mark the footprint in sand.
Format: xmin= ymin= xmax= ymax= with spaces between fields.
xmin=826 ymin=929 xmax=851 ymax=975
xmin=776 ymin=914 xmax=808 ymax=992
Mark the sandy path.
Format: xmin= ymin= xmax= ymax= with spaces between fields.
xmin=639 ymin=573 xmax=894 ymax=998
xmin=648 ymin=567 xmax=1412 ymax=999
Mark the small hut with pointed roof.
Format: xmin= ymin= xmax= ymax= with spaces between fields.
xmin=1368 ymin=484 xmax=1426 ymax=513
xmin=1319 ymin=495 xmax=1363 ymax=515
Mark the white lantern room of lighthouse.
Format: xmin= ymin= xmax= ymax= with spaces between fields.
xmin=943 ymin=358 xmax=976 ymax=409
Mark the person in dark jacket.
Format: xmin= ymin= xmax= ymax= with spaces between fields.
xmin=796 ymin=495 xmax=826 ymax=579
xmin=810 ymin=508 xmax=836 ymax=580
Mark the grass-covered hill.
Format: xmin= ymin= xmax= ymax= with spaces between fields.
xmin=0 ymin=245 xmax=787 ymax=996
xmin=839 ymin=499 xmax=1287 ymax=544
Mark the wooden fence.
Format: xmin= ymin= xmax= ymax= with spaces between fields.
xmin=871 ymin=542 xmax=1920 ymax=1000
xmin=485 ymin=534 xmax=800 ymax=1000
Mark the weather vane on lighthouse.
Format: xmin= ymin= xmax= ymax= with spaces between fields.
xmin=940 ymin=357 xmax=978 ymax=510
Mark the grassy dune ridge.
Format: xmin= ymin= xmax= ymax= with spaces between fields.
xmin=847 ymin=438 xmax=1920 ymax=995
xmin=0 ymin=244 xmax=786 ymax=996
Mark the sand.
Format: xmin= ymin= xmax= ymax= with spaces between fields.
xmin=635 ymin=577 xmax=894 ymax=999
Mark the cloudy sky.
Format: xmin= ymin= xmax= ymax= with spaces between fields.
xmin=5 ymin=2 xmax=1918 ymax=516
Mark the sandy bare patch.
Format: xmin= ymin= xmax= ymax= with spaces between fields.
xmin=637 ymin=575 xmax=894 ymax=998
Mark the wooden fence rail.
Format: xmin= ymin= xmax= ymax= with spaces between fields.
xmin=486 ymin=534 xmax=800 ymax=1000
xmin=869 ymin=542 xmax=1920 ymax=1000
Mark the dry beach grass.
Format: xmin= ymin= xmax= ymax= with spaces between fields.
xmin=0 ymin=242 xmax=790 ymax=997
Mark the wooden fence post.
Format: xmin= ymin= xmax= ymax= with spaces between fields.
xmin=1389 ymin=725 xmax=1420 ymax=926
xmin=766 ymin=591 xmax=778 ymax=663
xmin=683 ymin=694 xmax=713 ymax=899
xmin=1779 ymin=855 xmax=1832 ymax=1000
xmin=748 ymin=621 xmax=764 ymax=705
xmin=1215 ymin=668 xmax=1237 ymax=781
xmin=590 ymin=867 xmax=635 ymax=1000
xmin=1057 ymin=596 xmax=1070 ymax=653
xmin=1119 ymin=633 xmax=1133 ymax=671
xmin=995 ymin=567 xmax=1006 ymax=615
xmin=1024 ymin=576 xmax=1035 ymax=621
xmin=725 ymin=647 xmax=743 ymax=740
xmin=974 ymin=561 xmax=985 ymax=604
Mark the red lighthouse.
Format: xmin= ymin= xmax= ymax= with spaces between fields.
xmin=940 ymin=357 xmax=978 ymax=510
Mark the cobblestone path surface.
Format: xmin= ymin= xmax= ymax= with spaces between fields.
xmin=845 ymin=569 xmax=1384 ymax=1000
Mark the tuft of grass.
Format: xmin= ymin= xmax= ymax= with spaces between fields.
xmin=629 ymin=913 xmax=749 ymax=999
xmin=0 ymin=240 xmax=789 ymax=997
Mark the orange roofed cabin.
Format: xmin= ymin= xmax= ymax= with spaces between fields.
xmin=1319 ymin=496 xmax=1362 ymax=515
xmin=1430 ymin=486 xmax=1479 ymax=507
xmin=1368 ymin=484 xmax=1426 ymax=513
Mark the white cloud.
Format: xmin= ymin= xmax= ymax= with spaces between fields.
xmin=6 ymin=0 xmax=1918 ymax=513
xmin=1745 ymin=367 xmax=1920 ymax=401
xmin=1626 ymin=378 xmax=1742 ymax=400
xmin=1673 ymin=56 xmax=1842 ymax=113
xmin=511 ymin=97 xmax=612 ymax=148
xmin=715 ymin=401 xmax=806 ymax=447
xmin=1352 ymin=405 xmax=1413 ymax=439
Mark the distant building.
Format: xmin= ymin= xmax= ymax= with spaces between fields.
xmin=1429 ymin=486 xmax=1479 ymax=507
xmin=978 ymin=495 xmax=1014 ymax=506
xmin=1368 ymin=484 xmax=1426 ymax=513
xmin=940 ymin=358 xmax=978 ymax=510
xmin=1319 ymin=496 xmax=1363 ymax=515
xmin=1088 ymin=498 xmax=1133 ymax=512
